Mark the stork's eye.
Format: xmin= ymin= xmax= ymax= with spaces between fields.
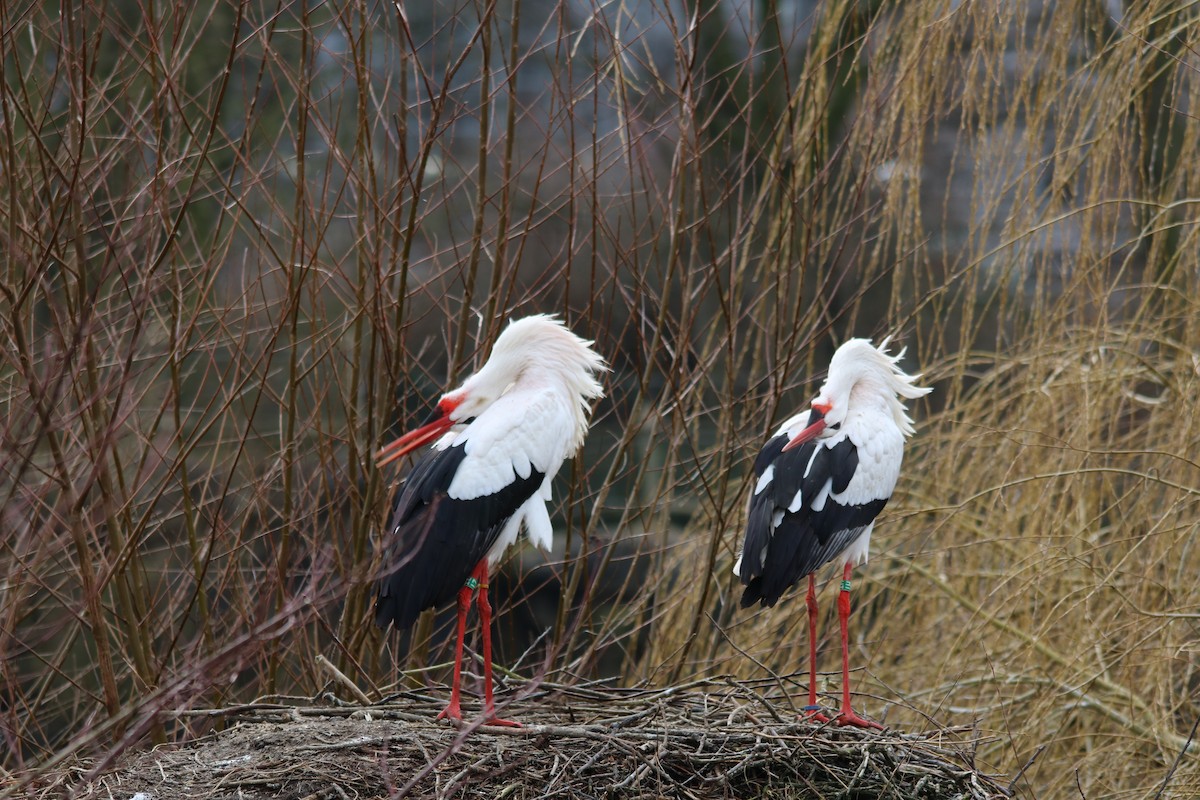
xmin=828 ymin=422 xmax=841 ymax=430
xmin=462 ymin=416 xmax=477 ymax=425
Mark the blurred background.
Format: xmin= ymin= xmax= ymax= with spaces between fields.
xmin=1 ymin=0 xmax=1198 ymax=796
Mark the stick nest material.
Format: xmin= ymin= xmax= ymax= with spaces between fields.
xmin=51 ymin=678 xmax=1011 ymax=799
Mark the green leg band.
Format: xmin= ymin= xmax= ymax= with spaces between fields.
xmin=840 ymin=579 xmax=851 ymax=592
xmin=465 ymin=577 xmax=480 ymax=590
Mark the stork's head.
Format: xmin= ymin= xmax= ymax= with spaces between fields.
xmin=377 ymin=315 xmax=608 ymax=467
xmin=783 ymin=337 xmax=932 ymax=451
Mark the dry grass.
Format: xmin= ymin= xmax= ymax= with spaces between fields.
xmin=2 ymin=0 xmax=1199 ymax=797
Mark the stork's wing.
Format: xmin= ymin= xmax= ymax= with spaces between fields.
xmin=738 ymin=435 xmax=888 ymax=608
xmin=374 ymin=441 xmax=545 ymax=630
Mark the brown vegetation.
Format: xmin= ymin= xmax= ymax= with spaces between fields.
xmin=37 ymin=679 xmax=1010 ymax=799
xmin=2 ymin=0 xmax=1199 ymax=797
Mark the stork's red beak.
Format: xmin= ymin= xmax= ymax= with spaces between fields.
xmin=782 ymin=402 xmax=831 ymax=451
xmin=375 ymin=405 xmax=455 ymax=469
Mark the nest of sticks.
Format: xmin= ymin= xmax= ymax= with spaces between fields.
xmin=51 ymin=677 xmax=1011 ymax=799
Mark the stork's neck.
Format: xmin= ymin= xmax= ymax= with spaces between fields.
xmin=514 ymin=363 xmax=597 ymax=452
xmin=848 ymin=378 xmax=912 ymax=437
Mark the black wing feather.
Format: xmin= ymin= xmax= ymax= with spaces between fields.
xmin=753 ymin=434 xmax=789 ymax=477
xmin=739 ymin=436 xmax=887 ymax=608
xmin=375 ymin=442 xmax=544 ymax=629
xmin=830 ymin=442 xmax=858 ymax=494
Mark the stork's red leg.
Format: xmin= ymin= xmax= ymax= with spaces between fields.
xmin=474 ymin=561 xmax=520 ymax=727
xmin=436 ymin=580 xmax=473 ymax=723
xmin=802 ymin=574 xmax=831 ymax=723
xmin=835 ymin=562 xmax=884 ymax=730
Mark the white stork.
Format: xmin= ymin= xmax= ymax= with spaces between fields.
xmin=374 ymin=315 xmax=607 ymax=726
xmin=734 ymin=338 xmax=931 ymax=729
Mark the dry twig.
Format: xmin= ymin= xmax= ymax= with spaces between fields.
xmin=53 ymin=679 xmax=1008 ymax=799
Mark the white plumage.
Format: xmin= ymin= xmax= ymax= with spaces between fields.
xmin=736 ymin=337 xmax=930 ymax=729
xmin=374 ymin=314 xmax=607 ymax=725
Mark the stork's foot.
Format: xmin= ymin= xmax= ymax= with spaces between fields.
xmin=436 ymin=701 xmax=463 ymax=723
xmin=482 ymin=715 xmax=521 ymax=728
xmin=800 ymin=705 xmax=832 ymax=724
xmin=835 ymin=709 xmax=885 ymax=730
